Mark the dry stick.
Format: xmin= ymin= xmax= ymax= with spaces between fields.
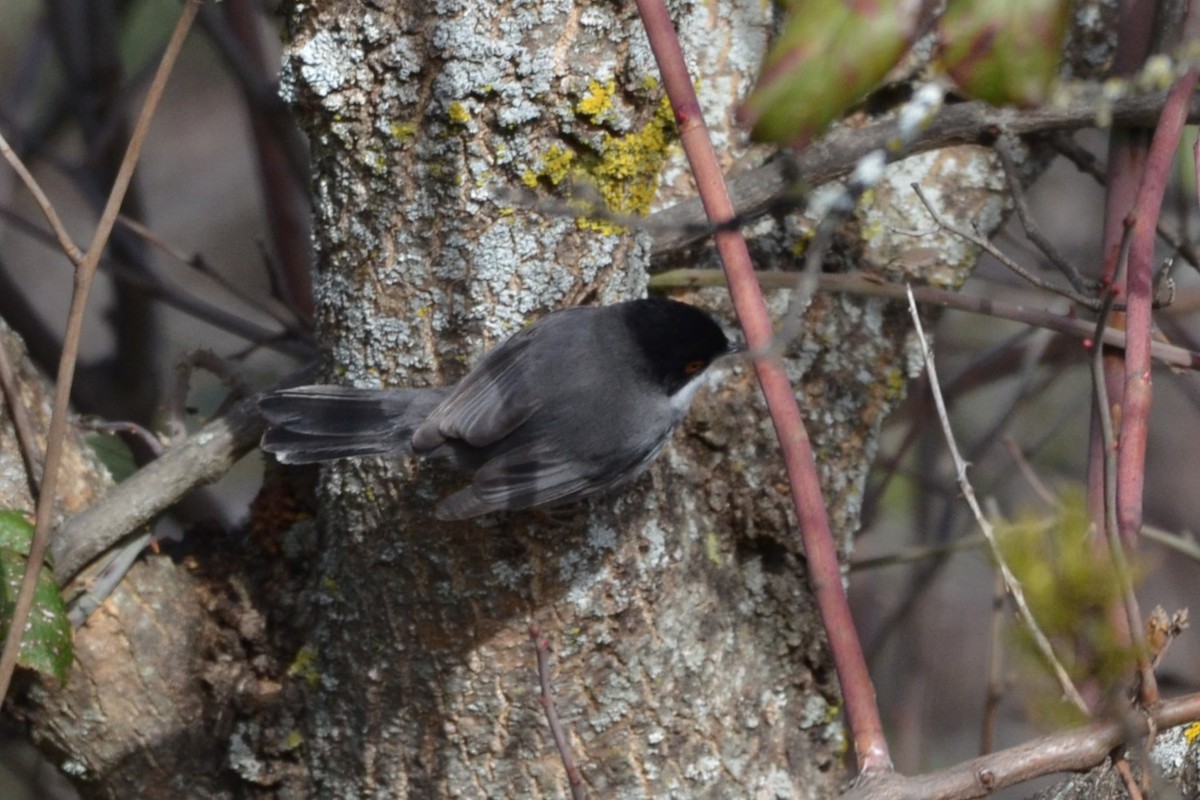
xmin=840 ymin=690 xmax=1200 ymax=800
xmin=1141 ymin=524 xmax=1200 ymax=562
xmin=0 ymin=132 xmax=85 ymax=265
xmin=0 ymin=333 xmax=44 ymax=498
xmin=910 ymin=184 xmax=1102 ymax=309
xmin=52 ymin=392 xmax=264 ymax=585
xmin=633 ymin=0 xmax=892 ymax=773
xmin=1114 ymin=757 xmax=1146 ymax=800
xmin=0 ymin=0 xmax=203 ymax=701
xmin=904 ymin=285 xmax=1090 ymax=715
xmin=649 ymin=269 xmax=1200 ymax=370
xmin=78 ymin=419 xmax=165 ymax=457
xmin=66 ymin=529 xmax=154 ymax=628
xmin=529 ymin=628 xmax=586 ymax=800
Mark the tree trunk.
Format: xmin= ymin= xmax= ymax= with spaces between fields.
xmin=274 ymin=1 xmax=992 ymax=797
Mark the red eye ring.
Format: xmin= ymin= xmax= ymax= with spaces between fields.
xmin=684 ymin=359 xmax=705 ymax=375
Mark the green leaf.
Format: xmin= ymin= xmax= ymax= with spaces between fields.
xmin=740 ymin=0 xmax=920 ymax=146
xmin=939 ymin=0 xmax=1070 ymax=107
xmin=0 ymin=510 xmax=35 ymax=556
xmin=0 ymin=513 xmax=72 ymax=683
xmin=86 ymin=431 xmax=138 ymax=483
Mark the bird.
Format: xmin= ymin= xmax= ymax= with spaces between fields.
xmin=259 ymin=297 xmax=740 ymax=520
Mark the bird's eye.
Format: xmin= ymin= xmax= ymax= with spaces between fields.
xmin=684 ymin=359 xmax=705 ymax=375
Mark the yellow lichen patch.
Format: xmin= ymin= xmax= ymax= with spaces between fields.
xmin=524 ymin=96 xmax=678 ymax=234
xmin=588 ymin=96 xmax=676 ymax=216
xmin=576 ymin=79 xmax=617 ymax=123
xmin=287 ymin=646 xmax=320 ymax=687
xmin=539 ymin=144 xmax=577 ymax=185
xmin=1185 ymin=722 xmax=1200 ymax=744
xmin=390 ymin=121 xmax=417 ymax=142
xmin=447 ymin=102 xmax=471 ymax=124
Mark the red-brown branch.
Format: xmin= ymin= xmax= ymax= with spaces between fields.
xmin=633 ymin=0 xmax=891 ymax=774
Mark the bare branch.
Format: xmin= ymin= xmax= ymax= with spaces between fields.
xmin=52 ymin=392 xmax=264 ymax=586
xmin=839 ymin=691 xmax=1200 ymax=800
xmin=651 ymin=89 xmax=1200 ymax=255
xmin=649 ymin=269 xmax=1200 ymax=370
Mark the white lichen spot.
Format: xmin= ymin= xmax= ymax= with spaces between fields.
xmin=294 ymin=31 xmax=364 ymax=101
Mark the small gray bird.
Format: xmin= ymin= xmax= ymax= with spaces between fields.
xmin=259 ymin=298 xmax=739 ymax=520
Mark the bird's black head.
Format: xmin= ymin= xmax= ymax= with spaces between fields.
xmin=623 ymin=298 xmax=735 ymax=396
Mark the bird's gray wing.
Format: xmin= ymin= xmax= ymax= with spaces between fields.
xmin=434 ymin=441 xmax=597 ymax=520
xmin=412 ymin=323 xmax=545 ymax=451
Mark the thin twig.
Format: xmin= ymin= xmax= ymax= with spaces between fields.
xmin=911 ymin=184 xmax=1102 ymax=309
xmin=1090 ymin=292 xmax=1159 ymax=712
xmin=78 ymin=418 xmax=165 ymax=456
xmin=0 ymin=131 xmax=84 ymax=265
xmin=649 ymin=269 xmax=1200 ymax=370
xmin=0 ymin=0 xmax=203 ymax=701
xmin=849 ymin=534 xmax=986 ymax=572
xmin=529 ymin=628 xmax=586 ymax=800
xmin=980 ymin=572 xmax=1006 ymax=755
xmin=1088 ymin=292 xmax=1155 ymax=800
xmin=66 ymin=529 xmax=153 ymax=627
xmin=168 ymin=349 xmax=253 ymax=444
xmin=1141 ymin=524 xmax=1200 ymax=562
xmin=1049 ymin=131 xmax=1200 ymax=273
xmin=1002 ymin=438 xmax=1059 ymax=508
xmin=0 ymin=204 xmax=315 ymax=358
xmin=1114 ymin=756 xmax=1146 ymax=800
xmin=904 ymin=284 xmax=1090 ymax=715
xmin=114 ymin=213 xmax=308 ymax=336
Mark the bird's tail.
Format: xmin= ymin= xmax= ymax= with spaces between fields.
xmin=258 ymin=385 xmax=448 ymax=464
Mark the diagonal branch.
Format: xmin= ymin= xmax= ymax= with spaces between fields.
xmin=650 ymin=89 xmax=1200 ymax=255
xmin=0 ymin=0 xmax=204 ymax=701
